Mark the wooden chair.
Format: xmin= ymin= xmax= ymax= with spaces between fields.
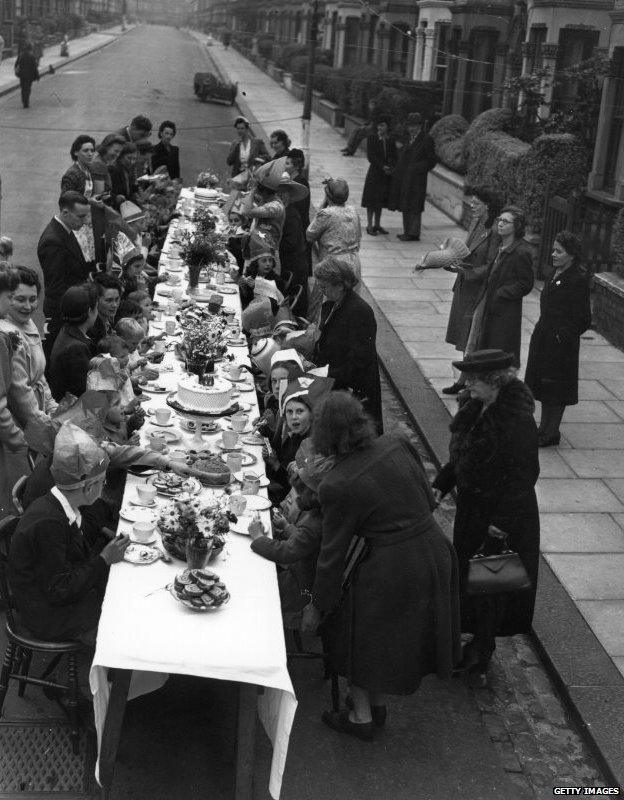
xmin=281 ymin=271 xmax=294 ymax=293
xmin=0 ymin=515 xmax=87 ymax=754
xmin=286 ymin=629 xmax=339 ymax=712
xmin=286 ymin=284 xmax=303 ymax=313
xmin=11 ymin=476 xmax=28 ymax=515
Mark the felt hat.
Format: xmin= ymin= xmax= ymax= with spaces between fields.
xmin=120 ymin=200 xmax=147 ymax=224
xmin=60 ymin=285 xmax=93 ymax=326
xmin=452 ymin=349 xmax=515 ymax=374
xmin=50 ymin=421 xmax=110 ymax=491
xmin=255 ymin=157 xmax=289 ymax=191
xmin=420 ymin=237 xmax=471 ymax=269
xmin=247 ymin=231 xmax=275 ymax=263
xmin=279 ymin=375 xmax=334 ymax=416
xmin=323 ymin=177 xmax=349 ymax=204
xmin=242 ymin=296 xmax=275 ymax=339
xmin=407 ymin=112 xmax=423 ymax=126
xmin=270 ymin=348 xmax=304 ymax=372
xmin=277 ymin=176 xmax=309 ymax=203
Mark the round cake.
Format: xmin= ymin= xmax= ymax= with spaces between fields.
xmin=177 ymin=376 xmax=233 ymax=413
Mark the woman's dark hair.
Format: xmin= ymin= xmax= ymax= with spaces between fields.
xmin=70 ymin=135 xmax=96 ymax=162
xmin=464 ymin=184 xmax=505 ymax=228
xmin=500 ymin=205 xmax=526 ymax=239
xmin=14 ymin=265 xmax=41 ymax=295
xmin=554 ymin=231 xmax=583 ymax=268
xmin=94 ymin=272 xmax=122 ymax=296
xmin=97 ymin=133 xmax=125 ymax=158
xmin=270 ymin=129 xmax=291 ymax=149
xmin=158 ymin=120 xmax=177 ymax=137
xmin=269 ymin=360 xmax=303 ymax=382
xmin=119 ymin=142 xmax=138 ymax=159
xmin=287 ymin=148 xmax=305 ymax=170
xmin=312 ymin=392 xmax=376 ymax=457
xmin=115 ymin=298 xmax=143 ymax=321
xmin=0 ymin=263 xmax=19 ymax=294
xmin=60 ymin=284 xmax=97 ymax=326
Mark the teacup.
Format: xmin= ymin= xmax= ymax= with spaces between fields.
xmin=133 ymin=520 xmax=155 ymax=544
xmin=231 ymin=413 xmax=248 ymax=433
xmin=222 ymin=430 xmax=238 ymax=449
xmin=227 ymin=452 xmax=243 ymax=473
xmin=136 ymin=484 xmax=157 ymax=505
xmin=228 ymin=364 xmax=242 ymax=381
xmin=149 ymin=433 xmax=167 ymax=452
xmin=166 ymin=301 xmax=176 ymax=316
xmin=155 ymin=408 xmax=172 ymax=425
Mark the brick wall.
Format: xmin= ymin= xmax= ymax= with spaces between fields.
xmin=592 ymin=272 xmax=624 ymax=351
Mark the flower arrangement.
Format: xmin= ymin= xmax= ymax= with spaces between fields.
xmin=196 ymin=171 xmax=221 ymax=189
xmin=179 ymin=306 xmax=229 ymax=362
xmin=159 ymin=495 xmax=232 ymax=563
xmin=179 ymin=230 xmax=229 ymax=269
xmin=193 ymin=206 xmax=219 ymax=234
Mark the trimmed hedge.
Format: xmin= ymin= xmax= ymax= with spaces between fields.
xmin=430 ymin=115 xmax=469 ymax=174
xmin=462 ymin=108 xmax=513 ymax=167
xmin=466 ymin=131 xmax=530 ymax=202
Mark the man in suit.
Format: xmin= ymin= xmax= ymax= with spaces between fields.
xmin=38 ymin=191 xmax=93 ymax=363
xmin=114 ymin=114 xmax=152 ymax=144
xmin=388 ymin=112 xmax=437 ymax=242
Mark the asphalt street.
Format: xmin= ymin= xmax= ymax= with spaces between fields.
xmin=0 ymin=25 xmax=608 ymax=800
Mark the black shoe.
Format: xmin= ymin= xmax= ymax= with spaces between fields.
xmin=366 ymin=226 xmax=378 ymax=236
xmin=398 ymin=234 xmax=419 ymax=242
xmin=538 ymin=433 xmax=561 ymax=448
xmin=442 ymin=382 xmax=463 ymax=395
xmin=321 ymin=709 xmax=374 ymax=741
xmin=375 ymin=226 xmax=389 ymax=235
xmin=345 ymin=694 xmax=387 ymax=727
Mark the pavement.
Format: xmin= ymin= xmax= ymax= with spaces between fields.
xmin=198 ymin=33 xmax=624 ymax=789
xmin=0 ymin=24 xmax=134 ymax=99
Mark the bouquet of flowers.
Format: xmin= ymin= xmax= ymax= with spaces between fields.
xmin=196 ymin=171 xmax=221 ymax=189
xmin=179 ymin=306 xmax=229 ymax=363
xmin=159 ymin=495 xmax=232 ymax=563
xmin=193 ymin=205 xmax=219 ymax=234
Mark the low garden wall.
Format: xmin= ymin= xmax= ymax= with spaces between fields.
xmin=592 ymin=273 xmax=624 ymax=350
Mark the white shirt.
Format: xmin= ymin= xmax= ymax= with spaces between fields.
xmin=51 ymin=486 xmax=82 ymax=529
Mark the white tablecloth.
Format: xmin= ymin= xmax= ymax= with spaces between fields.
xmin=90 ymin=190 xmax=297 ymax=799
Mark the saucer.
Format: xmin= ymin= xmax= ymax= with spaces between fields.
xmin=150 ymin=419 xmax=175 ymax=428
xmin=216 ymin=442 xmax=243 ymax=452
xmin=129 ymin=533 xmax=158 ymax=545
xmin=129 ymin=498 xmax=157 ymax=508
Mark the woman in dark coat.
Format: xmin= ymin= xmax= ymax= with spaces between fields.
xmin=303 ymin=392 xmax=460 ymax=740
xmin=432 ymin=349 xmax=540 ymax=685
xmin=48 ymin=285 xmax=98 ymax=401
xmin=15 ymin=43 xmax=39 ymax=109
xmin=472 ymin=206 xmax=534 ymax=366
xmin=313 ymin=257 xmax=382 ymax=432
xmin=151 ymin=120 xmax=180 ymax=180
xmin=388 ymin=112 xmax=436 ymax=242
xmin=524 ymin=231 xmax=591 ymax=447
xmin=361 ymin=118 xmax=397 ymax=236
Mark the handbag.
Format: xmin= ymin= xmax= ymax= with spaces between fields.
xmin=466 ymin=528 xmax=531 ymax=596
xmin=14 ymin=60 xmax=21 ymax=78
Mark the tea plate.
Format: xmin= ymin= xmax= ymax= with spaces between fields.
xmin=143 ymin=384 xmax=168 ymax=393
xmin=120 ymin=506 xmax=158 ymax=524
xmin=233 ymin=471 xmax=269 ymax=487
xmin=220 ymin=450 xmax=257 ymax=467
xmin=129 ymin=533 xmax=158 ymax=546
xmin=124 ymin=544 xmax=160 ymax=565
xmin=231 ymin=493 xmax=271 ymax=511
xmin=129 ymin=497 xmax=157 ymax=508
xmin=149 ymin=419 xmax=175 ymax=428
xmin=148 ymin=429 xmax=180 ymax=444
xmin=216 ymin=442 xmax=242 ymax=452
xmin=241 ymin=432 xmax=264 ymax=446
xmin=229 ymin=514 xmax=255 ymax=536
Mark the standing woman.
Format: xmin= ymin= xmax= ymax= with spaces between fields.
xmin=525 ymin=232 xmax=591 ymax=447
xmin=472 ymin=206 xmax=534 ymax=367
xmin=306 ymin=178 xmax=362 ymax=280
xmin=91 ymin=134 xmax=125 ymax=197
xmin=361 ymin=118 xmax=397 ymax=236
xmin=152 ymin=120 xmax=181 ymax=180
xmin=442 ymin=185 xmax=503 ymax=394
xmin=226 ymin=116 xmax=269 ymax=177
xmin=314 ymin=257 xmax=382 ymax=432
xmin=432 ymin=349 xmax=540 ymax=684
xmin=61 ymin=135 xmax=96 ymax=197
xmin=304 ymin=392 xmax=460 ymax=739
xmin=15 ymin=43 xmax=39 ymax=109
xmin=0 ymin=266 xmax=57 ymax=427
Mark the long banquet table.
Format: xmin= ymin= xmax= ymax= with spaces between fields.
xmin=90 ymin=188 xmax=297 ymax=799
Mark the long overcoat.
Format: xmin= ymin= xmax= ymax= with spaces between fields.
xmin=313 ymin=433 xmax=461 ymax=694
xmin=476 ymin=239 xmax=534 ymax=365
xmin=387 ymin=132 xmax=436 ymax=215
xmin=524 ymin=266 xmax=591 ymax=407
xmin=361 ymin=134 xmax=398 ymax=209
xmin=446 ymin=221 xmax=500 ymax=351
xmin=432 ymin=379 xmax=540 ymax=637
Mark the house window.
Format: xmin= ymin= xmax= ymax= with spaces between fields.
xmin=463 ymin=29 xmax=497 ymax=120
xmin=604 ymin=48 xmax=624 ymax=193
xmin=388 ymin=22 xmax=410 ymax=76
xmin=367 ymin=14 xmax=377 ymax=64
xmin=528 ymin=26 xmax=546 ymax=71
xmin=343 ymin=16 xmax=360 ymax=67
xmin=554 ymin=28 xmax=600 ymax=106
xmin=435 ymin=22 xmax=450 ymax=83
xmin=3 ymin=0 xmax=13 ymax=22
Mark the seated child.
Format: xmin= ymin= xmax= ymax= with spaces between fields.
xmin=115 ymin=317 xmax=149 ymax=370
xmin=254 ymin=350 xmax=304 ymax=440
xmin=90 ymin=343 xmax=137 ymax=408
xmin=239 ymin=232 xmax=286 ymax=313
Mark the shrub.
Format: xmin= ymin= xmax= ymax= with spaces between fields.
xmin=466 ymin=131 xmax=530 ymax=203
xmin=256 ymin=35 xmax=274 ymax=60
xmin=517 ymin=133 xmax=588 ymax=233
xmin=276 ymin=43 xmax=306 ymax=71
xmin=611 ymin=208 xmax=624 ymax=277
xmin=430 ymin=115 xmax=470 ymax=174
xmin=463 ymin=107 xmax=513 ymax=166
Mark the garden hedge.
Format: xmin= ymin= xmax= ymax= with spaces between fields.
xmin=430 ymin=115 xmax=470 ymax=174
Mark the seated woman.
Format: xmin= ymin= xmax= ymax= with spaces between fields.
xmin=249 ymin=458 xmax=329 ymax=629
xmin=48 ymin=285 xmax=98 ymax=401
xmin=61 ymin=135 xmax=96 ymax=198
xmin=8 ymin=421 xmax=130 ymax=644
xmin=0 ymin=265 xmax=58 ymax=427
xmin=110 ymin=142 xmax=139 ymax=208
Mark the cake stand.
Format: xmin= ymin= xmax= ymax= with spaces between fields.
xmin=166 ymin=392 xmax=237 ymax=448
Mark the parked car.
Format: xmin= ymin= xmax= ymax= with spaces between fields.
xmin=193 ymin=72 xmax=237 ymax=106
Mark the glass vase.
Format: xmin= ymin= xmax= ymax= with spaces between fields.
xmin=185 ymin=537 xmax=213 ymax=570
xmin=188 ymin=263 xmax=203 ymax=290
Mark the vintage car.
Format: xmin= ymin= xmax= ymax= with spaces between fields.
xmin=193 ymin=72 xmax=237 ymax=106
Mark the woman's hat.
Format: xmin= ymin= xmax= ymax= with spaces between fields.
xmin=50 ymin=421 xmax=110 ymax=491
xmin=277 ymin=177 xmax=309 ymax=203
xmin=246 ymin=231 xmax=274 ymax=263
xmin=255 ymin=157 xmax=289 ymax=191
xmin=407 ymin=112 xmax=423 ymax=126
xmin=452 ymin=349 xmax=515 ymax=373
xmin=120 ymin=201 xmax=146 ymax=224
xmin=323 ymin=177 xmax=349 ymax=204
xmin=60 ymin=285 xmax=92 ymax=325
xmin=420 ymin=237 xmax=471 ymax=269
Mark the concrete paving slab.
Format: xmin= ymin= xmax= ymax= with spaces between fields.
xmin=579 ymin=346 xmax=624 ymax=363
xmin=605 ymin=400 xmax=624 ymax=419
xmin=544 ymin=553 xmax=624 ymax=599
xmin=404 ymin=341 xmax=460 ymax=359
xmin=410 ymin=357 xmax=457 ymax=379
xmin=576 ymin=601 xmax=624 ymax=656
xmin=540 ymin=513 xmax=624 ymax=552
xmin=581 ymin=363 xmax=624 ymax=381
xmin=559 ymin=423 xmax=624 ymax=449
xmin=536 ymin=479 xmax=624 ymax=512
xmin=559 ymin=449 xmax=624 ymax=478
xmin=578 ymin=381 xmax=617 ymax=400
xmin=557 ymin=401 xmax=622 ymax=423
xmin=613 ymin=657 xmax=624 ymax=679
xmin=538 ymin=449 xmax=576 ymax=478
xmin=393 ymin=325 xmax=450 ymax=342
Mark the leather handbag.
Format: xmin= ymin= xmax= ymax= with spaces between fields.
xmin=466 ymin=530 xmax=532 ymax=596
